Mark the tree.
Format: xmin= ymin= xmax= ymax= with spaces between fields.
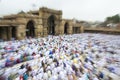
xmin=105 ymin=14 xmax=120 ymax=23
xmin=112 ymin=14 xmax=120 ymax=23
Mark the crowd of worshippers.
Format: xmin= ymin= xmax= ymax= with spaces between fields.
xmin=0 ymin=33 xmax=120 ymax=80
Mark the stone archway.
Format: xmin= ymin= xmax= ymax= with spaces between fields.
xmin=26 ymin=20 xmax=35 ymax=38
xmin=47 ymin=15 xmax=56 ymax=35
xmin=64 ymin=22 xmax=69 ymax=34
xmin=0 ymin=27 xmax=11 ymax=41
xmin=11 ymin=26 xmax=16 ymax=39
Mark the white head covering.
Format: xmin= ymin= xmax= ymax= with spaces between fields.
xmin=43 ymin=72 xmax=48 ymax=80
xmin=47 ymin=70 xmax=51 ymax=78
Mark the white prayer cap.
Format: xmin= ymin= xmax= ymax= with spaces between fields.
xmin=18 ymin=68 xmax=27 ymax=75
xmin=47 ymin=70 xmax=51 ymax=77
xmin=93 ymin=76 xmax=99 ymax=80
xmin=34 ymin=54 xmax=40 ymax=59
xmin=45 ymin=51 xmax=49 ymax=56
xmin=51 ymin=63 xmax=55 ymax=69
xmin=74 ymin=63 xmax=79 ymax=68
xmin=63 ymin=70 xmax=67 ymax=75
xmin=73 ymin=58 xmax=78 ymax=64
xmin=38 ymin=62 xmax=42 ymax=68
xmin=67 ymin=67 xmax=73 ymax=75
xmin=53 ymin=68 xmax=57 ymax=74
xmin=47 ymin=58 xmax=53 ymax=65
xmin=55 ymin=54 xmax=59 ymax=60
xmin=39 ymin=67 xmax=43 ymax=73
xmin=43 ymin=72 xmax=48 ymax=80
xmin=52 ymin=74 xmax=58 ymax=80
xmin=46 ymin=66 xmax=50 ymax=70
xmin=59 ymin=60 xmax=63 ymax=64
xmin=57 ymin=66 xmax=62 ymax=72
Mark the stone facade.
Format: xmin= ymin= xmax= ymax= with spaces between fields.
xmin=0 ymin=7 xmax=84 ymax=40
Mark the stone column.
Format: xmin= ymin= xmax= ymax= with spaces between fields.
xmin=35 ymin=25 xmax=43 ymax=37
xmin=7 ymin=27 xmax=12 ymax=40
xmin=42 ymin=19 xmax=48 ymax=37
xmin=59 ymin=21 xmax=65 ymax=35
xmin=1 ymin=27 xmax=7 ymax=40
xmin=55 ymin=21 xmax=59 ymax=35
xmin=16 ymin=25 xmax=26 ymax=40
xmin=80 ymin=26 xmax=84 ymax=33
xmin=68 ymin=25 xmax=73 ymax=34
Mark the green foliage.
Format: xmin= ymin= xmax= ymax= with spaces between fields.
xmin=105 ymin=14 xmax=120 ymax=23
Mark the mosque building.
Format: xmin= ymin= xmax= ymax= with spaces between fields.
xmin=0 ymin=7 xmax=84 ymax=40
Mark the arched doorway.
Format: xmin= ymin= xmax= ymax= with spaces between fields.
xmin=26 ymin=20 xmax=35 ymax=38
xmin=64 ymin=22 xmax=69 ymax=34
xmin=47 ymin=15 xmax=56 ymax=35
xmin=11 ymin=26 xmax=16 ymax=39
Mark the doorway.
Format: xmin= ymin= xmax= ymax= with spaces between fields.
xmin=47 ymin=15 xmax=56 ymax=35
xmin=11 ymin=26 xmax=16 ymax=39
xmin=64 ymin=22 xmax=69 ymax=34
xmin=26 ymin=20 xmax=35 ymax=38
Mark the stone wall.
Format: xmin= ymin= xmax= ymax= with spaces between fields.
xmin=0 ymin=7 xmax=84 ymax=40
xmin=39 ymin=7 xmax=62 ymax=36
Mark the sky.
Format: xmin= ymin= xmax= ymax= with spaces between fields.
xmin=0 ymin=0 xmax=120 ymax=21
